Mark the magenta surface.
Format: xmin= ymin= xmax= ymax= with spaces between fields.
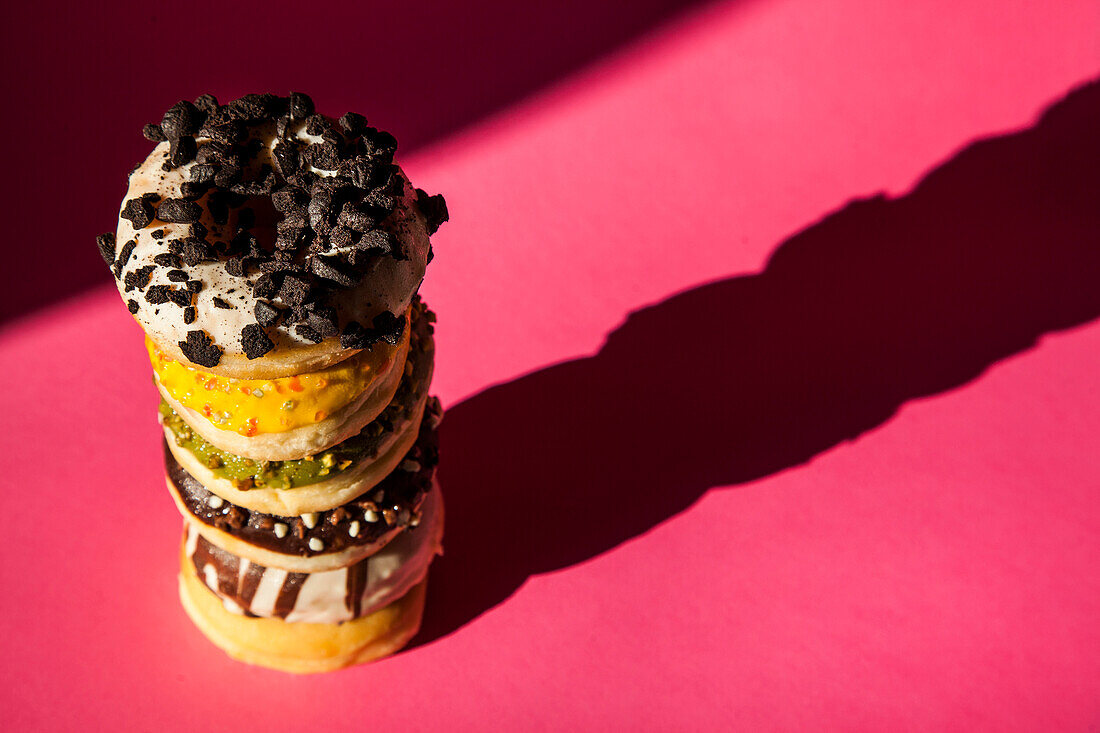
xmin=2 ymin=1 xmax=1099 ymax=729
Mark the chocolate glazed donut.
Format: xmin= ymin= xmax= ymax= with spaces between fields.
xmin=165 ymin=404 xmax=440 ymax=573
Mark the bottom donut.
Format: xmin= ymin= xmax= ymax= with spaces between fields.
xmin=179 ymin=549 xmax=427 ymax=674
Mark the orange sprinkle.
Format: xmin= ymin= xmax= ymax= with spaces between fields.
xmin=202 ymin=404 xmax=213 ymax=417
xmin=239 ymin=417 xmax=258 ymax=437
xmin=204 ymin=380 xmax=217 ymax=390
xmin=315 ymin=378 xmax=328 ymax=388
xmin=288 ymin=376 xmax=303 ymax=392
xmin=315 ymin=411 xmax=327 ymax=421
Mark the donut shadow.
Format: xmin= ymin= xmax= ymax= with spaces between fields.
xmin=411 ymin=80 xmax=1100 ymax=646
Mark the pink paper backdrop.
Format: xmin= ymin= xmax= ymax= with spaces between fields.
xmin=2 ymin=1 xmax=1099 ymax=730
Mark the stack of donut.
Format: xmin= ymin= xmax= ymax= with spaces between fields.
xmin=97 ymin=93 xmax=449 ymax=673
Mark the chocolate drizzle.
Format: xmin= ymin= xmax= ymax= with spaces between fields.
xmin=346 ymin=561 xmax=365 ymax=618
xmin=273 ymin=574 xmax=307 ymax=619
xmin=237 ymin=564 xmax=264 ymax=609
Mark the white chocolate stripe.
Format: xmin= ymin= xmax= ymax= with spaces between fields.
xmin=185 ymin=523 xmax=200 ymax=558
xmin=249 ymin=568 xmax=288 ymax=619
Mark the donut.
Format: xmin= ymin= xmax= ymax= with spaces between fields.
xmin=162 ymin=394 xmax=429 ymax=516
xmin=152 ymin=297 xmax=434 ymax=462
xmin=99 ymin=92 xmax=449 ymax=671
xmin=183 ymin=483 xmax=443 ymax=624
xmin=165 ymin=410 xmax=440 ymax=573
xmin=102 ymin=93 xmax=448 ymax=380
xmin=158 ymin=312 xmax=436 ymax=514
xmin=179 ymin=555 xmax=428 ymax=674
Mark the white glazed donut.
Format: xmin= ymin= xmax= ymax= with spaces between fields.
xmin=100 ymin=93 xmax=448 ymax=380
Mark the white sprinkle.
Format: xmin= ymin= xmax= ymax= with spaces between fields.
xmin=308 ymin=537 xmax=324 ymax=551
xmin=348 ymin=520 xmax=360 ymax=537
xmin=365 ymin=509 xmax=379 ymax=523
xmin=274 ymin=523 xmax=288 ymax=538
xmin=400 ymin=460 xmax=421 ymax=473
xmin=300 ymin=512 xmax=319 ymax=529
xmin=251 ymin=389 xmax=264 ymax=398
xmin=372 ymin=490 xmax=385 ymax=503
xmin=207 ymin=495 xmax=224 ymax=509
xmin=410 ymin=514 xmax=421 ymax=527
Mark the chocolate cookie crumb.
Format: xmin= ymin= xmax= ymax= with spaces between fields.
xmin=169 ymin=135 xmax=197 ymax=167
xmin=180 ymin=238 xmax=216 ymax=265
xmin=142 ymin=124 xmax=167 ymax=142
xmin=161 ymin=100 xmax=202 ymax=139
xmin=278 ymin=273 xmax=313 ymax=305
xmin=127 ymin=300 xmax=140 ymax=314
xmin=179 ymin=330 xmax=223 ymax=367
xmin=272 ymin=142 xmax=299 ymax=177
xmin=294 ymin=324 xmax=323 ymax=343
xmin=338 ymin=112 xmax=367 ymax=135
xmin=145 ymin=285 xmax=170 ymax=305
xmin=193 ymin=94 xmax=219 ymax=113
xmin=189 ymin=163 xmax=216 ymax=183
xmin=224 ymin=258 xmax=246 ymax=277
xmin=112 ymin=239 xmax=137 ymax=278
xmin=373 ymin=310 xmax=405 ymax=344
xmin=180 ymin=182 xmax=209 ymax=200
xmin=416 ymin=189 xmax=449 ymax=234
xmin=339 ymin=321 xmax=365 ymax=349
xmin=166 ymin=288 xmax=192 ymax=307
xmin=213 ymin=297 xmax=233 ymax=309
xmin=252 ymin=273 xmax=279 ymax=299
xmin=241 ymin=323 xmax=275 ymax=359
xmin=254 ymin=300 xmax=283 ymax=327
xmin=124 ymin=265 xmax=155 ymax=291
xmin=120 ymin=197 xmax=155 ymax=229
xmin=288 ymin=92 xmax=314 ymax=120
xmin=157 ymin=198 xmax=202 ymax=224
xmin=183 ymin=306 xmax=196 ymax=324
xmin=309 ymin=256 xmax=357 ymax=287
xmin=96 ymin=232 xmax=116 ymax=267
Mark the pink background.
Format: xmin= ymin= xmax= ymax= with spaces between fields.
xmin=2 ymin=0 xmax=1099 ymax=729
